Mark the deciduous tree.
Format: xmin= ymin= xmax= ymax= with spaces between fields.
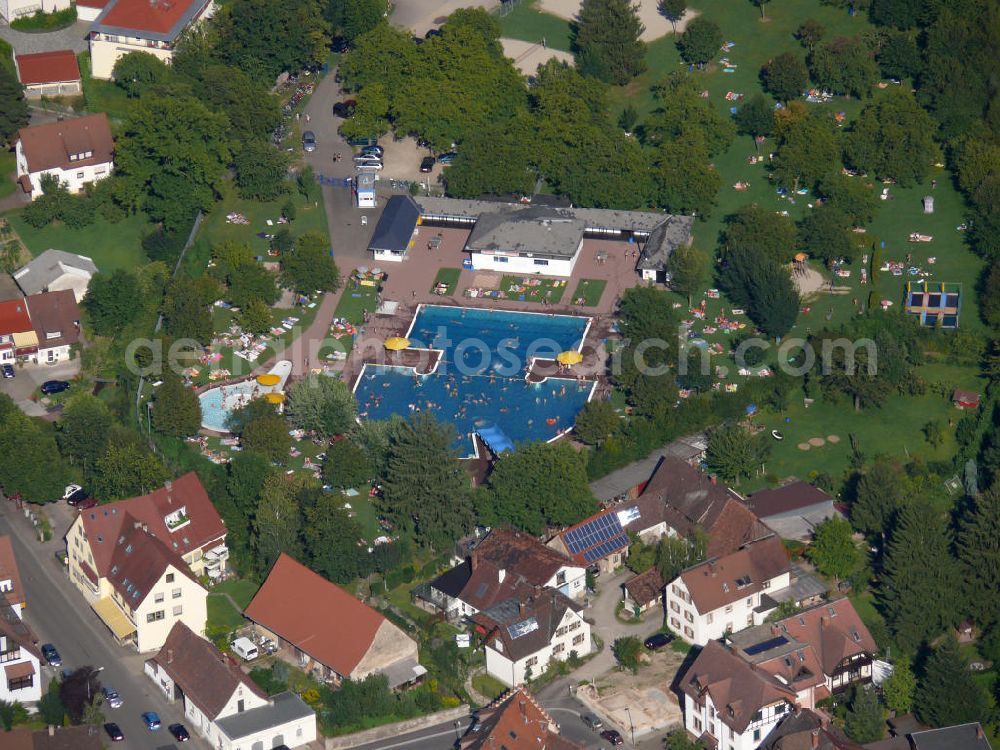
xmin=762 ymin=52 xmax=809 ymax=102
xmin=574 ymin=400 xmax=620 ymax=446
xmin=658 ymin=0 xmax=685 ymax=31
xmin=612 ymin=636 xmax=642 ymax=673
xmin=722 ymin=204 xmax=797 ymax=263
xmin=281 ymin=232 xmax=340 ymax=293
xmin=881 ymin=658 xmax=916 ymax=714
xmin=152 ymin=373 xmax=201 ymax=437
xmin=325 ymin=0 xmax=385 ymax=41
xmin=0 ymin=64 xmax=28 ymax=146
xmin=112 ymin=52 xmax=170 ymax=97
xmin=303 ymin=491 xmax=366 ymax=582
xmin=809 ymin=36 xmax=878 ymax=97
xmin=253 ymin=475 xmax=303 ymax=574
xmin=82 ymin=270 xmax=142 ymax=336
xmin=719 ymin=247 xmax=799 ymax=338
xmin=795 ymin=19 xmax=825 ymax=50
xmin=92 ymin=438 xmax=169 ymax=500
xmin=667 ymin=243 xmax=709 ymax=304
xmin=58 ymin=395 xmax=112 ymax=471
xmin=807 ymin=516 xmax=862 ymax=582
xmin=734 ymin=94 xmax=775 ymax=150
xmin=322 ymin=438 xmax=374 ymax=488
xmin=234 ymin=142 xmax=290 ymax=201
xmin=242 ymin=415 xmax=292 ymax=462
xmin=772 ymin=110 xmax=840 ymax=191
xmin=816 ymin=172 xmax=879 ymax=225
xmin=706 ymin=422 xmax=770 ymax=485
xmin=798 ymin=205 xmax=856 ymax=265
xmin=676 ymin=16 xmax=722 ymax=68
xmin=285 ymin=374 xmax=357 ymax=438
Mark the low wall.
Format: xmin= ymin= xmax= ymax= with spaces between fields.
xmin=323 ymin=704 xmax=471 ymax=750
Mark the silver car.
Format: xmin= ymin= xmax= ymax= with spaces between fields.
xmin=102 ymin=686 xmax=123 ymax=709
xmin=302 ymin=131 xmax=316 ymax=152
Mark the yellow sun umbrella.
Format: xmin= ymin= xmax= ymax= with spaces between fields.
xmin=384 ymin=337 xmax=411 ymax=351
xmin=557 ymin=350 xmax=583 ymax=366
xmin=264 ymin=392 xmax=285 ymax=404
xmin=256 ymin=373 xmax=281 ymax=386
xmin=794 ymin=252 xmax=808 ymax=262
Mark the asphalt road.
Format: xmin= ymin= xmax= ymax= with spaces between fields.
xmin=0 ymin=501 xmax=201 ymax=750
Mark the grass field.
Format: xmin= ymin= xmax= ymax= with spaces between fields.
xmin=472 ymin=672 xmax=508 ymax=702
xmin=330 ymin=285 xmax=379 ymax=356
xmin=571 ymin=278 xmax=607 ymax=307
xmin=77 ymin=52 xmax=133 ymax=121
xmin=211 ymin=578 xmax=260 ymax=609
xmin=498 ymin=0 xmax=573 ymax=51
xmin=0 ymin=152 xmax=15 ymax=199
xmin=500 ymin=274 xmax=568 ymax=303
xmin=6 ymin=211 xmax=153 ymax=272
xmin=207 ymin=594 xmax=245 ymax=632
xmin=431 ymin=267 xmax=461 ymax=296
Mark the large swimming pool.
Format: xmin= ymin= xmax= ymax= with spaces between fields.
xmin=354 ymin=306 xmax=594 ymax=456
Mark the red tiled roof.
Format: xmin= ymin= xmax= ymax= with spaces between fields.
xmin=98 ymin=0 xmax=209 ymax=36
xmin=679 ymin=535 xmax=790 ymax=613
xmin=0 ymin=299 xmax=33 ymax=337
xmin=0 ymin=536 xmax=26 ymax=608
xmin=16 ymin=114 xmax=113 ymax=174
xmin=4 ymin=661 xmax=35 ymax=680
xmin=105 ymin=519 xmax=199 ymax=607
xmin=459 ymin=687 xmax=583 ymax=750
xmin=15 ymin=50 xmax=80 ymax=86
xmin=244 ymin=554 xmax=389 ymax=677
xmin=79 ymin=472 xmax=226 ymax=576
xmin=76 ymin=0 xmax=110 ymax=7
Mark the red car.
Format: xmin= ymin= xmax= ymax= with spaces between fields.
xmin=600 ymin=730 xmax=624 ymax=746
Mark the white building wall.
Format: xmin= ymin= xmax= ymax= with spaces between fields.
xmin=544 ymin=565 xmax=587 ymax=600
xmin=470 ymin=253 xmax=576 ymax=277
xmin=34 ymin=343 xmax=71 ymax=365
xmin=0 ymin=0 xmax=69 ymax=22
xmin=682 ymin=692 xmax=789 ymax=750
xmin=219 ymin=713 xmax=317 ymax=750
xmin=485 ymin=609 xmax=591 ymax=687
xmin=15 ymin=139 xmax=113 ymax=198
xmin=666 ymin=573 xmax=792 ymax=646
xmin=0 ymin=645 xmax=41 ymax=705
xmin=133 ymin=565 xmax=208 ymax=653
xmin=373 ymin=248 xmax=407 ymax=263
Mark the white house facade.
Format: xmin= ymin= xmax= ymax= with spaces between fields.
xmin=682 ymin=687 xmax=793 ymax=750
xmin=15 ymin=114 xmax=113 ymax=199
xmin=0 ymin=594 xmax=41 ymax=706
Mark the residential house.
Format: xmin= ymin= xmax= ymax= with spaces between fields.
xmin=0 ymin=591 xmax=42 ymax=705
xmin=415 ymin=528 xmax=586 ymax=621
xmin=759 ymin=708 xmax=864 ymax=750
xmin=0 ymin=298 xmax=38 ymax=367
xmin=747 ymin=482 xmax=841 ymax=542
xmin=4 ymin=724 xmax=104 ymax=750
xmin=457 ymin=686 xmax=585 ymax=750
xmin=146 ymin=621 xmax=316 ymax=750
xmin=75 ymin=0 xmax=109 ymax=20
xmin=0 ymin=535 xmax=27 ymax=615
xmin=88 ymin=0 xmax=216 ymax=79
xmin=0 ymin=0 xmax=69 ymax=23
xmin=866 ymin=722 xmax=993 ymax=750
xmin=13 ymin=249 xmax=99 ymax=303
xmin=66 ymin=473 xmax=227 ymax=651
xmin=728 ymin=599 xmax=878 ymax=706
xmin=25 ymin=290 xmax=80 ymax=365
xmin=626 ymin=456 xmax=773 ymax=557
xmin=547 ymin=505 xmax=642 ymax=575
xmin=471 ymin=589 xmax=591 ymax=687
xmin=14 ymin=51 xmax=82 ymax=98
xmin=680 ymin=639 xmax=798 ymax=750
xmin=244 ymin=553 xmax=423 ymax=688
xmin=15 ymin=114 xmax=114 ymax=199
xmin=665 ymin=536 xmax=792 ymax=645
xmin=622 ymin=566 xmax=664 ymax=616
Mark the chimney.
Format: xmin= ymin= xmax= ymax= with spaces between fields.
xmin=470 ymin=547 xmax=479 ymax=571
xmin=518 ymin=600 xmax=526 ymax=616
xmin=167 ymin=649 xmax=173 ymax=664
xmin=498 ymin=568 xmax=506 ymax=584
xmin=708 ymin=561 xmax=717 ymax=577
xmin=810 ymin=728 xmax=820 ymax=748
xmin=48 ymin=726 xmax=55 ymax=737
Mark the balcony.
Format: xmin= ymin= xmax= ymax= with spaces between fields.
xmin=164 ymin=509 xmax=190 ymax=532
xmin=203 ymin=545 xmax=229 ymax=567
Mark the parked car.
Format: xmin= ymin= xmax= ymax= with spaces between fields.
xmin=41 ymin=644 xmax=61 ymax=666
xmin=102 ymin=686 xmax=123 ymax=709
xmin=582 ymin=714 xmax=603 ymax=731
xmin=601 ymin=730 xmax=624 ymax=746
xmin=301 ymin=131 xmax=316 ymax=152
xmin=356 ymin=159 xmax=384 ymax=171
xmin=644 ymin=632 xmax=675 ymax=650
xmin=1 ymin=364 xmax=13 ymax=379
xmin=76 ymin=497 xmax=98 ymax=510
xmin=40 ymin=380 xmax=69 ymax=395
xmin=168 ymin=724 xmax=190 ymax=742
xmin=142 ymin=712 xmax=162 ymax=730
xmin=437 ymin=152 xmax=459 ymax=164
xmin=230 ymin=637 xmax=259 ymax=661
xmin=332 ymin=100 xmax=356 ymax=118
xmin=425 ymin=27 xmax=442 ymax=38
xmin=420 ymin=156 xmax=436 ymax=173
xmin=104 ymin=723 xmax=125 ymax=742
xmin=346 ymin=136 xmax=376 ymax=147
xmin=63 ymin=484 xmax=86 ymax=502
xmin=331 ymin=36 xmax=349 ymax=53
xmin=360 ymin=145 xmax=384 ymax=158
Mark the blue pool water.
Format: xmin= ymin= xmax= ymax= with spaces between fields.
xmin=354 ymin=306 xmax=594 ymax=456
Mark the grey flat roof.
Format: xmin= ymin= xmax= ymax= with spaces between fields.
xmin=636 ymin=215 xmax=696 ymax=271
xmin=465 ymin=205 xmax=586 ymax=259
xmin=588 ymin=434 xmax=707 ymax=501
xmin=768 ymin=566 xmax=828 ymax=604
xmin=912 ymin=723 xmax=992 ymax=750
xmin=13 ymin=249 xmax=97 ymax=296
xmin=368 ymin=195 xmax=420 ymax=254
xmin=214 ymin=692 xmax=314 ymax=740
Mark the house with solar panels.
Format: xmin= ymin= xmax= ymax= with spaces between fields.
xmin=471 ymin=589 xmax=591 ymax=687
xmin=546 ymin=505 xmax=642 ymax=575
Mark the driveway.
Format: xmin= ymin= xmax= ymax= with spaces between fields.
xmin=0 ymin=359 xmax=79 ymax=416
xmin=0 ymin=20 xmax=90 ymax=54
xmin=575 ymin=569 xmax=663 ymax=682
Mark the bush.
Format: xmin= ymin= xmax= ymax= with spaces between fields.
xmin=10 ymin=5 xmax=76 ymax=30
xmin=143 ymin=228 xmax=186 ymax=265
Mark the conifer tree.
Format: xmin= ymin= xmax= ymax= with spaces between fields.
xmin=914 ymin=637 xmax=991 ymax=728
xmin=573 ymin=0 xmax=647 ymax=85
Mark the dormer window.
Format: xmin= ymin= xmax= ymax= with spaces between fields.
xmin=165 ymin=507 xmax=189 ymax=531
xmin=69 ymin=154 xmax=78 ymax=162
xmin=84 ymin=150 xmax=92 ymax=158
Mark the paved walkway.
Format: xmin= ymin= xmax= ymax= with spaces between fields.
xmin=574 ymin=569 xmax=662 ymax=681
xmin=0 ymin=20 xmax=90 ymax=54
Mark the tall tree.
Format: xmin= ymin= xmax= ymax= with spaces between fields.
xmin=798 ymin=206 xmax=856 ymax=265
xmin=734 ymin=94 xmax=775 ymax=151
xmin=573 ymin=400 xmax=620 ymax=446
xmin=808 ymin=35 xmax=879 ymax=97
xmin=657 ymin=0 xmax=685 ymax=31
xmin=851 ymin=462 xmax=902 ymax=538
xmin=651 ymin=134 xmax=721 ymax=217
xmin=92 ymin=438 xmax=169 ymax=500
xmin=914 ymin=636 xmax=992 ymax=728
xmin=879 ymin=502 xmax=960 ymax=651
xmin=772 ymin=109 xmax=840 ymax=191
xmin=844 ymin=685 xmax=885 ymax=743
xmin=573 ymin=0 xmax=646 ymax=85
xmin=722 ymin=204 xmax=798 ymax=264
xmin=761 ymin=52 xmax=809 ymax=102
xmin=241 ymin=415 xmax=292 ymax=462
xmin=163 ymin=276 xmax=219 ymax=346
xmin=645 ymin=72 xmax=736 ymax=157
xmin=795 ymin=19 xmax=825 ymax=50
xmin=816 ymin=172 xmax=880 ymax=225
xmin=750 ymin=0 xmax=771 ymax=19
xmin=719 ymin=247 xmax=799 ymax=338
xmin=234 ymin=142 xmax=291 ymax=201
xmin=881 ymin=657 xmax=916 ymax=714
xmin=676 ymin=16 xmax=722 ymax=68
xmin=82 ymin=270 xmax=143 ymax=337
xmin=322 ymin=439 xmax=374 ymax=488
xmin=0 ymin=64 xmax=29 ymax=146
xmin=667 ymin=243 xmax=709 ymax=305
xmin=807 ymin=516 xmax=862 ymax=582
xmin=152 ymin=373 xmax=201 ymax=437
xmin=483 ymin=441 xmax=597 ymax=534
xmin=302 ymin=491 xmax=366 ymax=583
xmin=380 ymin=413 xmax=473 ymax=549
xmin=253 ymin=474 xmax=303 ymax=575
xmin=0 ymin=416 xmax=69 ymax=503
xmin=957 ymin=485 xmax=1000 ymax=627
xmin=443 ymin=113 xmax=536 ymax=199
xmin=112 ymin=52 xmax=170 ymax=97
xmin=281 ymin=232 xmax=340 ymax=293
xmin=705 ymin=422 xmax=770 ymax=485
xmin=325 ymin=0 xmax=385 ymax=41
xmin=58 ymin=395 xmax=112 ymax=472
xmin=285 ymin=374 xmax=357 ymax=439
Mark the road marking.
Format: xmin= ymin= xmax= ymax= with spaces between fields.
xmin=368 ymin=728 xmax=459 ymax=749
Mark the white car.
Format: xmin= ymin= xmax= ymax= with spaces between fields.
xmin=355 ymin=159 xmax=384 ymax=171
xmin=63 ymin=484 xmax=83 ymax=501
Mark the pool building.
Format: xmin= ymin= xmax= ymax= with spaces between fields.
xmin=368 ymin=195 xmax=693 ymax=279
xmin=353 ymin=306 xmax=596 ymax=457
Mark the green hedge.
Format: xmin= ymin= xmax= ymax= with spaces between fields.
xmin=11 ymin=6 xmax=77 ymax=30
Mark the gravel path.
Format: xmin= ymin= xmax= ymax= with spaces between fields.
xmin=0 ymin=20 xmax=90 ymax=54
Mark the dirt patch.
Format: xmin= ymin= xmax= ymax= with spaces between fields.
xmin=377 ymin=135 xmax=437 ymax=182
xmin=798 ymin=442 xmax=811 ymax=451
xmin=501 ymin=38 xmax=573 ymax=75
xmin=808 ymin=437 xmax=826 ymax=447
xmin=536 ymin=0 xmax=697 ymax=41
xmin=827 ymin=434 xmax=841 ymax=444
xmin=793 ymin=265 xmax=827 ymax=297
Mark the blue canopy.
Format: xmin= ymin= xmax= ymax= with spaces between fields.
xmin=477 ymin=423 xmax=515 ymax=456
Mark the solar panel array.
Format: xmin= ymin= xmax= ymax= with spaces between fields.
xmin=583 ymin=537 xmax=628 ymax=563
xmin=743 ymin=635 xmax=788 ymax=656
xmin=564 ymin=513 xmax=624 ymax=554
xmin=507 ymin=617 xmax=539 ymax=640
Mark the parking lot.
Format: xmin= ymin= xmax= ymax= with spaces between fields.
xmin=0 ymin=359 xmax=80 ymax=416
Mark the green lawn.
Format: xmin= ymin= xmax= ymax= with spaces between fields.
xmin=5 ymin=211 xmax=153 ymax=272
xmin=207 ymin=593 xmax=245 ymax=632
xmin=498 ymin=0 xmax=572 ymax=51
xmin=472 ymin=672 xmax=508 ymax=702
xmin=77 ymin=52 xmax=132 ymax=121
xmin=328 ymin=285 xmax=379 ymax=356
xmin=0 ymin=152 xmax=15 ymax=199
xmin=571 ymin=278 xmax=607 ymax=307
xmin=211 ymin=578 xmax=260 ymax=609
xmin=431 ymin=267 xmax=461 ymax=296
xmin=500 ymin=274 xmax=567 ymax=303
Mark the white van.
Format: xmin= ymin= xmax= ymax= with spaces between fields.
xmin=230 ymin=637 xmax=259 ymax=661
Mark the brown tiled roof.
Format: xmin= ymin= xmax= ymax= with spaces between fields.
xmin=7 ymin=724 xmax=105 ymax=750
xmin=245 ymin=553 xmax=404 ymax=677
xmin=16 ymin=114 xmax=113 ymax=174
xmin=459 ymin=686 xmax=584 ymax=750
xmin=778 ymin=599 xmax=876 ymax=675
xmin=629 ymin=457 xmax=771 ymax=556
xmin=25 ymin=291 xmax=80 ymax=351
xmin=80 ymin=472 xmax=226 ymax=575
xmin=624 ymin=567 xmax=664 ymax=607
xmin=681 ymin=640 xmax=796 ymax=734
xmin=105 ymin=518 xmax=200 ymax=607
xmin=0 ymin=535 xmax=26 ymax=608
xmin=0 ymin=590 xmax=40 ymax=661
xmin=760 ymin=708 xmax=864 ymax=750
xmin=679 ymin=535 xmax=790 ymax=613
xmin=748 ymin=482 xmax=834 ymax=519
xmin=14 ymin=50 xmax=81 ymax=86
xmin=471 ymin=589 xmax=582 ymax=662
xmin=149 ymin=621 xmax=267 ymax=719
xmin=4 ymin=660 xmax=35 ymax=680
